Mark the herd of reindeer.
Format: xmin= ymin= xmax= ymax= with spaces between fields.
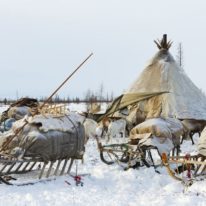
xmin=0 ymin=97 xmax=204 ymax=146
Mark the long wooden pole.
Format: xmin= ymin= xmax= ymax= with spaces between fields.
xmin=39 ymin=53 xmax=93 ymax=109
xmin=0 ymin=53 xmax=93 ymax=152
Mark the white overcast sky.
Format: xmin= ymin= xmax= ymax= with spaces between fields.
xmin=0 ymin=0 xmax=206 ymax=99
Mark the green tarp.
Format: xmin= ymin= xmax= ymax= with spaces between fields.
xmin=98 ymin=91 xmax=168 ymax=121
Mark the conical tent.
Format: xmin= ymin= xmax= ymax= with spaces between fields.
xmin=99 ymin=35 xmax=206 ymax=121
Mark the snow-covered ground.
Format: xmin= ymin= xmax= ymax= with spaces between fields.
xmin=0 ymin=102 xmax=108 ymax=114
xmin=67 ymin=102 xmax=108 ymax=113
xmin=0 ymin=104 xmax=205 ymax=206
xmin=0 ymin=104 xmax=8 ymax=114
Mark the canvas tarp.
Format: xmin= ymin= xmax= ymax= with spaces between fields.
xmin=0 ymin=98 xmax=38 ymax=122
xmin=97 ymin=91 xmax=168 ymax=121
xmin=0 ymin=113 xmax=85 ymax=162
xmin=129 ymin=118 xmax=184 ymax=154
xmin=130 ymin=118 xmax=183 ymax=140
xmin=138 ymin=135 xmax=174 ymax=155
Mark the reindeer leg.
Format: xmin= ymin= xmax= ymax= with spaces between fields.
xmin=176 ymin=145 xmax=180 ymax=156
xmin=190 ymin=132 xmax=195 ymax=145
xmin=180 ymin=135 xmax=184 ymax=144
xmin=172 ymin=148 xmax=175 ymax=157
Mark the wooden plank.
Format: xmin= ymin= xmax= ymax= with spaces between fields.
xmin=0 ymin=163 xmax=9 ymax=173
xmin=168 ymin=159 xmax=206 ymax=165
xmin=46 ymin=161 xmax=54 ymax=178
xmin=38 ymin=163 xmax=47 ymax=179
xmin=14 ymin=162 xmax=24 ymax=173
xmin=54 ymin=160 xmax=61 ymax=176
xmin=27 ymin=162 xmax=37 ymax=171
xmin=5 ymin=162 xmax=16 ymax=174
xmin=67 ymin=158 xmax=73 ymax=174
xmin=21 ymin=162 xmax=31 ymax=172
xmin=60 ymin=159 xmax=68 ymax=176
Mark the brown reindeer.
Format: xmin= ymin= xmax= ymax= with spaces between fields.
xmin=181 ymin=119 xmax=206 ymax=144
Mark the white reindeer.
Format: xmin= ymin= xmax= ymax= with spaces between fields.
xmin=83 ymin=116 xmax=127 ymax=144
xmin=83 ymin=118 xmax=98 ymax=143
xmin=107 ymin=119 xmax=126 ymax=139
xmin=95 ymin=118 xmax=127 ymax=143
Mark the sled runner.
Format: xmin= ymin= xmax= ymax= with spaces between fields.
xmin=96 ymin=137 xmax=160 ymax=170
xmin=0 ymin=156 xmax=75 ymax=185
xmin=161 ymin=153 xmax=206 ymax=183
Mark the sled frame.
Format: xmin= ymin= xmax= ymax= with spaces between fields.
xmin=0 ymin=155 xmax=75 ymax=185
xmin=96 ymin=138 xmax=161 ymax=170
xmin=161 ymin=153 xmax=206 ymax=182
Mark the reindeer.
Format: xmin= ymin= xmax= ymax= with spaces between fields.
xmin=181 ymin=119 xmax=206 ymax=145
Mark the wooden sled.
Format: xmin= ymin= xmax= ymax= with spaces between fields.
xmin=162 ymin=153 xmax=206 ymax=184
xmin=95 ymin=137 xmax=161 ymax=170
xmin=0 ymin=155 xmax=76 ymax=186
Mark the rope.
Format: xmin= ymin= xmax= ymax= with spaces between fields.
xmin=65 ymin=115 xmax=80 ymax=158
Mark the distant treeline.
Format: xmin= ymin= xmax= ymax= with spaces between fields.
xmin=0 ymin=95 xmax=113 ymax=105
xmin=0 ymin=97 xmax=113 ymax=105
xmin=0 ymin=84 xmax=115 ymax=105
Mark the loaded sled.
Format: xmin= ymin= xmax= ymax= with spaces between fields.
xmin=96 ymin=117 xmax=182 ymax=171
xmin=0 ymin=53 xmax=93 ymax=185
xmin=0 ymin=107 xmax=86 ymax=185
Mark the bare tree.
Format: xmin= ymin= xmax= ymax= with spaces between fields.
xmin=106 ymin=92 xmax=109 ymax=102
xmin=16 ymin=90 xmax=19 ymax=100
xmin=3 ymin=98 xmax=7 ymax=105
xmin=85 ymin=89 xmax=92 ymax=101
xmin=98 ymin=82 xmax=104 ymax=101
xmin=54 ymin=94 xmax=60 ymax=102
xmin=110 ymin=91 xmax=114 ymax=101
xmin=176 ymin=43 xmax=184 ymax=68
xmin=67 ymin=96 xmax=71 ymax=102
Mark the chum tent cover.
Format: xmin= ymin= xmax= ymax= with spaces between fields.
xmin=99 ymin=35 xmax=206 ymax=121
